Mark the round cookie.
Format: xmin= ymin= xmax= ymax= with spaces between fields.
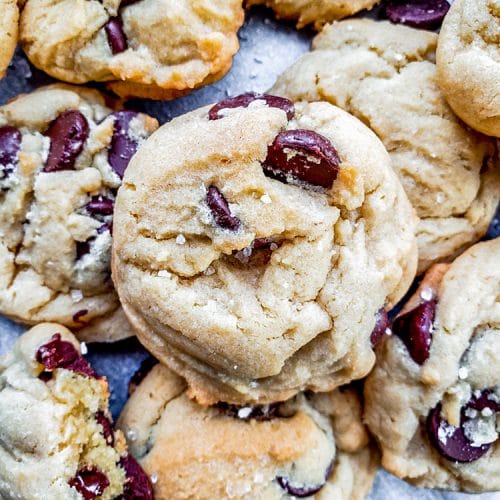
xmin=118 ymin=363 xmax=378 ymax=499
xmin=0 ymin=323 xmax=153 ymax=499
xmin=364 ymin=238 xmax=500 ymax=492
xmin=112 ymin=94 xmax=418 ymax=404
xmin=0 ymin=0 xmax=18 ymax=78
xmin=20 ymin=0 xmax=244 ymax=99
xmin=245 ymin=0 xmax=380 ymax=30
xmin=0 ymin=85 xmax=158 ymax=342
xmin=437 ymin=0 xmax=500 ymax=137
xmin=270 ymin=19 xmax=500 ymax=273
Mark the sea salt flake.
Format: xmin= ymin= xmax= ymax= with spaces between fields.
xmin=237 ymin=407 xmax=252 ymax=419
xmin=71 ymin=289 xmax=83 ymax=303
xmin=260 ymin=194 xmax=272 ymax=204
xmin=176 ymin=234 xmax=186 ymax=245
xmin=458 ymin=367 xmax=468 ymax=380
xmin=80 ymin=342 xmax=88 ymax=355
xmin=420 ymin=287 xmax=433 ymax=301
xmin=158 ymin=270 xmax=171 ymax=278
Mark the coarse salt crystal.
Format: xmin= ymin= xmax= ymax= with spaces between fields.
xmin=71 ymin=289 xmax=83 ymax=303
xmin=260 ymin=194 xmax=272 ymax=204
xmin=237 ymin=407 xmax=252 ymax=419
xmin=458 ymin=367 xmax=468 ymax=380
xmin=420 ymin=287 xmax=433 ymax=301
xmin=80 ymin=342 xmax=88 ymax=355
xmin=176 ymin=234 xmax=186 ymax=245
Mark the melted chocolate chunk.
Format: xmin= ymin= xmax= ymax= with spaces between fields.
xmin=0 ymin=126 xmax=21 ymax=179
xmin=370 ymin=308 xmax=389 ymax=348
xmin=44 ymin=110 xmax=89 ymax=172
xmin=118 ymin=454 xmax=154 ymax=500
xmin=392 ymin=298 xmax=436 ymax=365
xmin=105 ymin=17 xmax=128 ymax=55
xmin=263 ymin=130 xmax=340 ymax=189
xmin=36 ymin=333 xmax=98 ymax=379
xmin=381 ymin=0 xmax=450 ymax=30
xmin=86 ymin=196 xmax=114 ymax=215
xmin=95 ymin=411 xmax=115 ymax=446
xmin=206 ymin=185 xmax=241 ymax=231
xmin=108 ymin=110 xmax=140 ymax=179
xmin=69 ymin=466 xmax=110 ymax=499
xmin=427 ymin=403 xmax=494 ymax=463
xmin=208 ymin=93 xmax=295 ymax=121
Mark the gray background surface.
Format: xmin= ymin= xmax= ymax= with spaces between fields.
xmin=0 ymin=5 xmax=498 ymax=499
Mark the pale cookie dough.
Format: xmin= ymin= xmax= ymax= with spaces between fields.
xmin=364 ymin=238 xmax=500 ymax=492
xmin=270 ymin=19 xmax=500 ymax=273
xmin=0 ymin=85 xmax=158 ymax=342
xmin=20 ymin=0 xmax=244 ymax=99
xmin=437 ymin=0 xmax=500 ymax=137
xmin=118 ymin=363 xmax=378 ymax=499
xmin=245 ymin=0 xmax=380 ymax=29
xmin=0 ymin=323 xmax=153 ymax=499
xmin=112 ymin=95 xmax=418 ymax=404
xmin=0 ymin=0 xmax=18 ymax=78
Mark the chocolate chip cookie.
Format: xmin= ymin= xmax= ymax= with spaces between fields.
xmin=20 ymin=0 xmax=244 ymax=99
xmin=245 ymin=0 xmax=380 ymax=29
xmin=364 ymin=238 xmax=500 ymax=492
xmin=0 ymin=85 xmax=158 ymax=342
xmin=0 ymin=0 xmax=18 ymax=78
xmin=118 ymin=363 xmax=378 ymax=499
xmin=437 ymin=0 xmax=500 ymax=137
xmin=270 ymin=19 xmax=500 ymax=273
xmin=112 ymin=94 xmax=418 ymax=404
xmin=0 ymin=322 xmax=153 ymax=499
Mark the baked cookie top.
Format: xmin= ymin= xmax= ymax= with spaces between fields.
xmin=437 ymin=0 xmax=500 ymax=137
xmin=112 ymin=94 xmax=418 ymax=404
xmin=270 ymin=19 xmax=500 ymax=273
xmin=20 ymin=0 xmax=244 ymax=99
xmin=364 ymin=238 xmax=500 ymax=492
xmin=0 ymin=0 xmax=18 ymax=78
xmin=0 ymin=85 xmax=158 ymax=342
xmin=118 ymin=363 xmax=378 ymax=499
xmin=245 ymin=0 xmax=380 ymax=30
xmin=0 ymin=323 xmax=153 ymax=499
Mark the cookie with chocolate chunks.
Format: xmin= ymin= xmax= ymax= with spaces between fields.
xmin=364 ymin=238 xmax=500 ymax=492
xmin=112 ymin=95 xmax=418 ymax=404
xmin=0 ymin=85 xmax=158 ymax=342
xmin=0 ymin=0 xmax=18 ymax=78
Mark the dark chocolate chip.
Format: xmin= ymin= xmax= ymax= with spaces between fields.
xmin=36 ymin=333 xmax=99 ymax=379
xmin=427 ymin=403 xmax=493 ymax=463
xmin=370 ymin=308 xmax=389 ymax=348
xmin=69 ymin=466 xmax=110 ymax=499
xmin=76 ymin=240 xmax=91 ymax=260
xmin=97 ymin=221 xmax=113 ymax=235
xmin=468 ymin=390 xmax=500 ymax=413
xmin=118 ymin=454 xmax=154 ymax=500
xmin=73 ymin=309 xmax=89 ymax=323
xmin=206 ymin=185 xmax=241 ymax=231
xmin=381 ymin=0 xmax=450 ymax=30
xmin=0 ymin=126 xmax=21 ymax=179
xmin=105 ymin=17 xmax=128 ymax=55
xmin=216 ymin=402 xmax=282 ymax=421
xmin=128 ymin=357 xmax=158 ymax=396
xmin=263 ymin=129 xmax=340 ymax=189
xmin=86 ymin=196 xmax=114 ymax=215
xmin=44 ymin=110 xmax=89 ymax=172
xmin=208 ymin=93 xmax=295 ymax=121
xmin=95 ymin=411 xmax=115 ymax=447
xmin=276 ymin=461 xmax=333 ymax=498
xmin=108 ymin=110 xmax=139 ymax=178
xmin=392 ymin=298 xmax=436 ymax=365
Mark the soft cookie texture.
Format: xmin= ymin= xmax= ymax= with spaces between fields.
xmin=245 ymin=0 xmax=380 ymax=29
xmin=118 ymin=363 xmax=378 ymax=499
xmin=271 ymin=19 xmax=500 ymax=273
xmin=0 ymin=323 xmax=153 ymax=499
xmin=0 ymin=85 xmax=158 ymax=342
xmin=112 ymin=96 xmax=418 ymax=404
xmin=364 ymin=238 xmax=500 ymax=492
xmin=20 ymin=0 xmax=244 ymax=99
xmin=437 ymin=0 xmax=500 ymax=137
xmin=0 ymin=0 xmax=18 ymax=78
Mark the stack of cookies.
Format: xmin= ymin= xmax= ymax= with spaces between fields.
xmin=0 ymin=0 xmax=498 ymax=498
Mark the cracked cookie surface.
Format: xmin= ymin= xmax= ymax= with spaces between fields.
xmin=0 ymin=85 xmax=158 ymax=341
xmin=245 ymin=0 xmax=380 ymax=29
xmin=0 ymin=323 xmax=153 ymax=499
xmin=364 ymin=238 xmax=500 ymax=492
xmin=118 ymin=363 xmax=378 ymax=499
xmin=271 ymin=19 xmax=500 ymax=273
xmin=437 ymin=0 xmax=500 ymax=137
xmin=0 ymin=0 xmax=18 ymax=78
xmin=20 ymin=0 xmax=244 ymax=99
xmin=112 ymin=96 xmax=417 ymax=404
